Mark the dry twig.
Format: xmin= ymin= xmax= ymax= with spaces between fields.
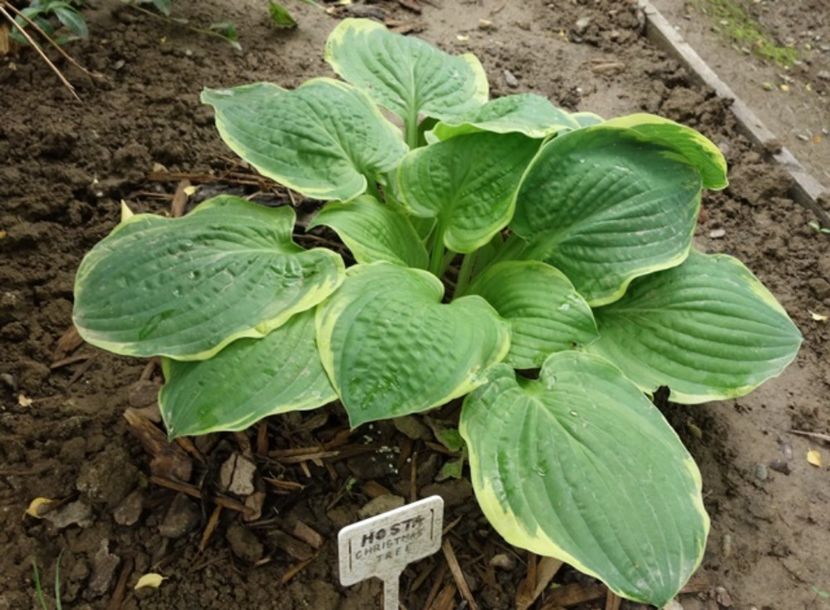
xmin=0 ymin=3 xmax=78 ymax=99
xmin=4 ymin=2 xmax=100 ymax=78
xmin=789 ymin=429 xmax=830 ymax=443
xmin=442 ymin=540 xmax=478 ymax=610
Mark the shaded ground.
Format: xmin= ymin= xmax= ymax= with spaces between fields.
xmin=1 ymin=0 xmax=829 ymax=608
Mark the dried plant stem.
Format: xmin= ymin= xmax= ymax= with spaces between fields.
xmin=4 ymin=2 xmax=99 ymax=79
xmin=127 ymin=4 xmax=235 ymax=47
xmin=0 ymin=3 xmax=79 ymax=100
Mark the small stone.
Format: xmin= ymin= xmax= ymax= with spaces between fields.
xmin=489 ymin=553 xmax=516 ymax=570
xmin=89 ymin=540 xmax=120 ymax=594
xmin=421 ymin=479 xmax=472 ymax=508
xmin=574 ymin=16 xmax=592 ymax=34
xmin=226 ymin=523 xmax=264 ymax=563
xmin=158 ymin=494 xmax=199 ymax=539
xmin=127 ymin=380 xmax=160 ymax=407
xmin=715 ymin=586 xmax=733 ymax=607
xmin=113 ymin=59 xmax=126 ymax=71
xmin=393 ymin=415 xmax=431 ymax=440
xmin=243 ymin=491 xmax=266 ymax=522
xmin=807 ymin=277 xmax=830 ymax=300
xmin=358 ymin=494 xmax=405 ymax=518
xmin=768 ymin=459 xmax=791 ymax=475
xmin=219 ymin=452 xmax=257 ymax=496
xmin=722 ymin=533 xmax=733 ymax=558
xmin=0 ymin=372 xmax=17 ymax=392
xmin=327 ymin=505 xmax=358 ymax=529
xmin=113 ymin=490 xmax=145 ymax=526
xmin=663 ymin=600 xmax=684 ymax=610
xmin=709 ymin=228 xmax=726 ymax=239
xmin=503 ymin=69 xmax=519 ymax=88
xmin=76 ymin=446 xmax=139 ymax=508
xmin=754 ymin=463 xmax=768 ymax=481
xmin=818 ymin=70 xmax=830 ymax=81
xmin=43 ymin=499 xmax=93 ymax=529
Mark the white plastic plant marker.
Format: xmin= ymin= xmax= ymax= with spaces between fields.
xmin=338 ymin=495 xmax=444 ymax=609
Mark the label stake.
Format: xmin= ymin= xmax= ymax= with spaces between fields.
xmin=338 ymin=495 xmax=444 ymax=609
xmin=383 ymin=575 xmax=399 ymax=610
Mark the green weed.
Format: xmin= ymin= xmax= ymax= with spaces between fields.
xmin=696 ymin=0 xmax=798 ymax=66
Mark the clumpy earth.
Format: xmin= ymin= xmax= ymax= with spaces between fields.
xmin=1 ymin=0 xmax=829 ymax=608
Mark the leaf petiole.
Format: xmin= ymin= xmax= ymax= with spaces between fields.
xmin=454 ymin=251 xmax=477 ymax=297
xmin=428 ymin=221 xmax=447 ymax=277
xmin=366 ymin=176 xmax=382 ymax=201
xmin=405 ymin=105 xmax=420 ymax=150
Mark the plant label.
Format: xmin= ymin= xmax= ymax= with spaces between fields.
xmin=338 ymin=495 xmax=444 ymax=609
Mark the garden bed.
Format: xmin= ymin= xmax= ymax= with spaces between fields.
xmin=1 ymin=0 xmax=829 ymax=608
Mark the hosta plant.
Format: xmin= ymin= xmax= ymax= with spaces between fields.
xmin=72 ymin=19 xmax=801 ymax=607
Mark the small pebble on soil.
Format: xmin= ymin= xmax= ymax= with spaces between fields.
xmin=358 ymin=494 xmax=405 ymax=518
xmin=158 ymin=494 xmax=200 ymax=539
xmin=226 ymin=523 xmax=264 ymax=563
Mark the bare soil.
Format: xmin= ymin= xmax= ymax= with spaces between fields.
xmin=652 ymin=0 xmax=830 ymax=186
xmin=1 ymin=1 xmax=829 ymax=609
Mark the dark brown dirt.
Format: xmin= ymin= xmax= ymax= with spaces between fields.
xmin=1 ymin=0 xmax=829 ymax=609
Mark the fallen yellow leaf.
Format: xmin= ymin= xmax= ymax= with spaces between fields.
xmin=17 ymin=394 xmax=33 ymax=407
xmin=25 ymin=497 xmax=56 ymax=519
xmin=183 ymin=185 xmax=197 ymax=196
xmin=807 ymin=449 xmax=823 ymax=467
xmin=810 ymin=311 xmax=828 ymax=322
xmin=135 ymin=573 xmax=167 ymax=590
xmin=0 ymin=230 xmax=6 ymax=239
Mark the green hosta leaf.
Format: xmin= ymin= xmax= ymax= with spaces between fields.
xmin=316 ymin=263 xmax=510 ymax=427
xmin=425 ymin=417 xmax=465 ymax=452
xmin=201 ymin=79 xmax=407 ymax=201
xmin=73 ymin=196 xmax=344 ymax=360
xmin=461 ymin=352 xmax=709 ymax=606
xmin=309 ymin=195 xmax=428 ymax=269
xmin=431 ymin=93 xmax=579 ymax=140
xmin=467 ymin=261 xmax=598 ymax=368
xmin=512 ymin=125 xmax=702 ymax=305
xmin=397 ymin=132 xmax=540 ymax=253
xmin=590 ymin=250 xmax=802 ymax=403
xmin=570 ymin=111 xmax=603 ymax=127
xmin=324 ymin=18 xmax=488 ymax=122
xmin=437 ymin=453 xmax=466 ymax=481
xmin=602 ymin=113 xmax=727 ymax=189
xmin=160 ymin=310 xmax=335 ymax=438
